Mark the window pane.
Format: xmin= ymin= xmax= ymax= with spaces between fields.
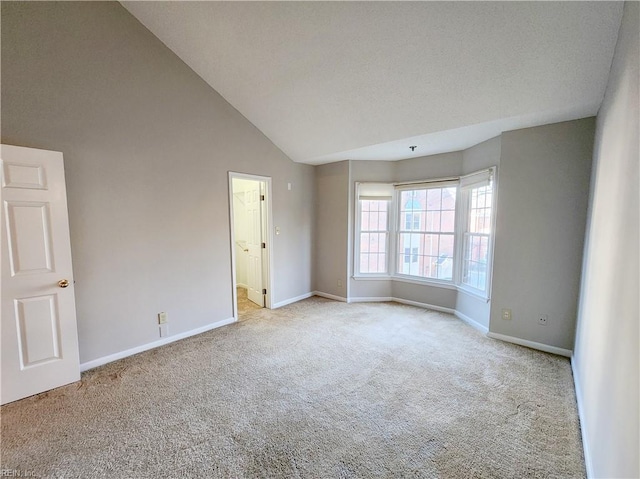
xmin=442 ymin=188 xmax=456 ymax=210
xmin=378 ymin=211 xmax=387 ymax=230
xmin=358 ymin=199 xmax=389 ymax=274
xmin=441 ymin=210 xmax=455 ymax=233
xmin=423 ymin=256 xmax=436 ymax=278
xmin=461 ymin=182 xmax=493 ymax=291
xmin=395 ymin=186 xmax=457 ymax=281
xmin=361 ymin=211 xmax=370 ymax=231
xmin=400 ymin=191 xmax=415 ymax=211
xmin=423 ymin=234 xmax=439 ymax=256
xmin=480 ymin=236 xmax=489 ymax=262
xmin=426 ymin=189 xmax=441 ymax=210
xmin=360 ymin=254 xmax=369 ymax=273
xmin=425 ymin=211 xmax=441 ymax=232
xmin=440 ymin=234 xmax=454 ymax=257
xmin=370 ymin=211 xmax=378 ymax=232
xmin=370 ymin=233 xmax=378 ymax=253
xmin=361 ymin=233 xmax=370 ymax=253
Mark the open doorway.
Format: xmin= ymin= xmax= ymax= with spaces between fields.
xmin=229 ymin=172 xmax=273 ymax=320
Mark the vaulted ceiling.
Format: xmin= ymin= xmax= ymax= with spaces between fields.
xmin=122 ymin=2 xmax=623 ymax=165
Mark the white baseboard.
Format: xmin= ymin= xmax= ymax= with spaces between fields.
xmin=454 ymin=310 xmax=489 ymax=334
xmin=486 ymin=331 xmax=572 ymax=357
xmin=273 ymin=292 xmax=314 ymax=308
xmin=349 ymin=296 xmax=394 ymax=303
xmin=313 ymin=291 xmax=348 ymax=302
xmin=348 ymin=296 xmax=455 ymax=314
xmin=392 ymin=297 xmax=455 ymax=314
xmin=571 ymin=356 xmax=593 ymax=478
xmin=80 ymin=317 xmax=236 ymax=372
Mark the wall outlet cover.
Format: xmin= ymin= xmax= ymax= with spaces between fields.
xmin=158 ymin=312 xmax=168 ymax=324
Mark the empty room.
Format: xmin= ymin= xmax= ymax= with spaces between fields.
xmin=1 ymin=2 xmax=638 ymax=478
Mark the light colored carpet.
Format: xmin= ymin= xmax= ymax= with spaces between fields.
xmin=0 ymin=297 xmax=585 ymax=478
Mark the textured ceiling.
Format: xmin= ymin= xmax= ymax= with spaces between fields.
xmin=122 ymin=1 xmax=623 ymax=164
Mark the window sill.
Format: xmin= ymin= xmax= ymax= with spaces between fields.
xmin=352 ymin=275 xmax=392 ymax=281
xmin=391 ymin=275 xmax=458 ymax=290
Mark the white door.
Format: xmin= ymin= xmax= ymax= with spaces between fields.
xmin=245 ymin=181 xmax=264 ymax=307
xmin=1 ymin=144 xmax=80 ymax=405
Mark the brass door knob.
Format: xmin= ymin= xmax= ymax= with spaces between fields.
xmin=58 ymin=279 xmax=70 ymax=288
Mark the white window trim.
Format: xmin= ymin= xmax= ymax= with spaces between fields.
xmin=352 ymin=168 xmax=496 ymax=301
xmin=455 ymin=167 xmax=497 ymax=299
xmin=393 ymin=182 xmax=458 ymax=284
xmin=353 ymin=183 xmax=395 ymax=277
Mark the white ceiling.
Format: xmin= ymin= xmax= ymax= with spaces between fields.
xmin=122 ymin=1 xmax=623 ymax=165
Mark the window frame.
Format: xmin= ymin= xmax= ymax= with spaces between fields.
xmin=353 ymin=168 xmax=496 ymax=300
xmin=353 ymin=184 xmax=394 ymax=277
xmin=394 ymin=182 xmax=458 ymax=284
xmin=456 ymin=168 xmax=497 ymax=299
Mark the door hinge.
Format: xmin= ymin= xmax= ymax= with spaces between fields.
xmin=262 ymin=242 xmax=266 ymax=248
xmin=262 ymin=289 xmax=267 ymax=295
xmin=260 ymin=195 xmax=265 ymax=201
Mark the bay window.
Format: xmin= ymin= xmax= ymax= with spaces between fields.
xmin=355 ymin=167 xmax=496 ymax=298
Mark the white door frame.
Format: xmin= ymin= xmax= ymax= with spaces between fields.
xmin=228 ymin=172 xmax=274 ymax=320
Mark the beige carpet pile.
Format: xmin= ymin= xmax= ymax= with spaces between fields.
xmin=1 ymin=297 xmax=585 ymax=478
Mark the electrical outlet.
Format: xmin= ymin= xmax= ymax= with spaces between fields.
xmin=501 ymin=308 xmax=512 ymax=320
xmin=538 ymin=314 xmax=548 ymax=326
xmin=158 ymin=312 xmax=168 ymax=324
xmin=337 ymin=279 xmax=343 ymax=287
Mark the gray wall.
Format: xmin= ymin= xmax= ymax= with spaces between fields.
xmin=314 ymin=161 xmax=349 ymax=298
xmin=1 ymin=2 xmax=315 ymax=363
xmin=489 ymin=119 xmax=595 ymax=350
xmin=573 ymin=2 xmax=639 ymax=477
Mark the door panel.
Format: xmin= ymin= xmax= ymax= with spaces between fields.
xmin=16 ymin=295 xmax=61 ymax=366
xmin=1 ymin=144 xmax=80 ymax=405
xmin=245 ymin=181 xmax=264 ymax=307
xmin=6 ymin=201 xmax=54 ymax=275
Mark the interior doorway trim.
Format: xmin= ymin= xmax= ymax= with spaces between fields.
xmin=228 ymin=172 xmax=274 ymax=321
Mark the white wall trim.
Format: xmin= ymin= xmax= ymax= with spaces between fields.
xmin=571 ymin=356 xmax=594 ymax=479
xmin=391 ymin=297 xmax=455 ymax=314
xmin=313 ymin=291 xmax=348 ymax=302
xmin=454 ymin=310 xmax=489 ymax=334
xmin=80 ymin=317 xmax=236 ymax=372
xmin=349 ymin=296 xmax=394 ymax=303
xmin=273 ymin=292 xmax=314 ymax=309
xmin=349 ymin=296 xmax=455 ymax=314
xmin=486 ymin=331 xmax=572 ymax=357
